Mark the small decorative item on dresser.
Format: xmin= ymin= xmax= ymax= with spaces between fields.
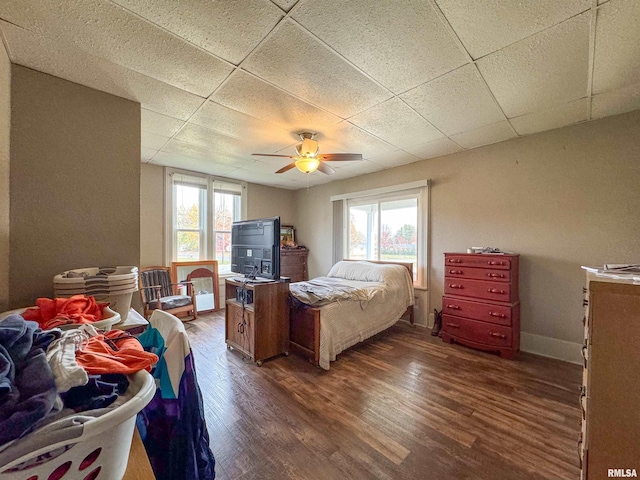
xmin=441 ymin=252 xmax=520 ymax=359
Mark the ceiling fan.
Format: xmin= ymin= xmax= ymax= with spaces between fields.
xmin=252 ymin=132 xmax=363 ymax=175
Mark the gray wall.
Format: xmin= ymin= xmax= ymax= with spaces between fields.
xmin=293 ymin=110 xmax=640 ymax=356
xmin=0 ymin=42 xmax=9 ymax=312
xmin=9 ymin=66 xmax=140 ymax=308
xmin=140 ymin=163 xmax=165 ymax=267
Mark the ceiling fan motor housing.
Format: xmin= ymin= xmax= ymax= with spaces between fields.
xmin=296 ymin=137 xmax=319 ymax=157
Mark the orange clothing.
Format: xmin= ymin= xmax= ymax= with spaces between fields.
xmin=22 ymin=295 xmax=110 ymax=329
xmin=75 ymin=329 xmax=158 ymax=375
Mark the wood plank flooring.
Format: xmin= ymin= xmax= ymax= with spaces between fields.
xmin=185 ymin=312 xmax=582 ymax=480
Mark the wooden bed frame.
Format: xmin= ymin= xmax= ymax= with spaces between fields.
xmin=288 ymin=260 xmax=415 ymax=366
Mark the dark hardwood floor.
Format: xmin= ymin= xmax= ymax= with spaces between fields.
xmin=185 ymin=312 xmax=582 ymax=480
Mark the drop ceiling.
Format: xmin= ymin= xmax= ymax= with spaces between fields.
xmin=1 ymin=0 xmax=639 ymax=190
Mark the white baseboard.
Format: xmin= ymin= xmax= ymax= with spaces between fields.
xmin=520 ymin=332 xmax=582 ymax=365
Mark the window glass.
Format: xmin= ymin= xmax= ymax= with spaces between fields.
xmin=175 ymin=184 xmax=204 ymax=261
xmin=347 ymin=194 xmax=419 ymax=282
xmin=170 ymin=173 xmax=243 ymax=272
xmin=380 ymin=198 xmax=417 ymax=277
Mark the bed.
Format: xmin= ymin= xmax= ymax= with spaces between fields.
xmin=288 ymin=260 xmax=415 ymax=370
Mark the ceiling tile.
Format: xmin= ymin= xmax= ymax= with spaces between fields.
xmin=190 ymin=100 xmax=294 ymax=153
xmin=292 ymin=0 xmax=468 ymax=93
xmin=173 ymin=123 xmax=252 ymax=157
xmin=212 ymin=70 xmax=342 ymax=134
xmin=405 ymin=137 xmax=463 ymax=159
xmin=271 ymin=0 xmax=298 ymax=12
xmin=111 ymin=0 xmax=283 ymax=65
xmin=400 ymin=64 xmax=506 ymax=135
xmin=151 ymin=151 xmax=240 ymax=176
xmin=592 ymin=0 xmax=640 ymax=94
xmin=367 ymin=150 xmax=423 ymax=168
xmin=1 ymin=21 xmax=205 ymax=120
xmin=348 ymin=98 xmax=443 ymax=149
xmin=2 ymin=0 xmax=233 ymax=97
xmin=141 ymin=131 xmax=170 ymax=150
xmin=245 ymin=160 xmax=293 ymax=175
xmin=477 ymin=12 xmax=590 ymax=118
xmin=242 ymin=19 xmax=391 ymax=118
xmin=225 ymin=169 xmax=291 ymax=188
xmin=510 ymin=98 xmax=589 ymax=136
xmin=319 ymin=121 xmax=396 ymax=159
xmin=141 ymin=148 xmax=158 ymax=162
xmin=332 ymin=160 xmax=386 ymax=179
xmin=450 ymin=121 xmax=516 ymax=149
xmin=435 ymin=0 xmax=591 ymax=59
xmin=592 ymin=81 xmax=640 ymax=118
xmin=162 ymin=137 xmax=252 ymax=168
xmin=141 ymin=109 xmax=184 ymax=137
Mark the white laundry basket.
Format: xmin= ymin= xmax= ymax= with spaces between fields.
xmin=0 ymin=370 xmax=155 ymax=480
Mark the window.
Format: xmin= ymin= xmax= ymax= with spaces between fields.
xmin=168 ymin=171 xmax=245 ymax=274
xmin=333 ymin=181 xmax=429 ymax=287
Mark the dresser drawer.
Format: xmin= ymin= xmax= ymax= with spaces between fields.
xmin=442 ymin=295 xmax=515 ymax=326
xmin=445 ymin=278 xmax=517 ymax=303
xmin=442 ymin=314 xmax=513 ymax=348
xmin=445 ymin=266 xmax=511 ymax=282
xmin=445 ymin=254 xmax=511 ymax=270
xmin=281 ymin=253 xmax=308 ymax=266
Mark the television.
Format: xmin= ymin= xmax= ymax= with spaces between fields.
xmin=231 ymin=216 xmax=280 ymax=280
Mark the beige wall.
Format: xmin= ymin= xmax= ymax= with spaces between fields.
xmin=0 ymin=41 xmax=9 ymax=312
xmin=293 ymin=110 xmax=640 ymax=352
xmin=9 ymin=66 xmax=140 ymax=308
xmin=246 ymin=182 xmax=295 ymax=225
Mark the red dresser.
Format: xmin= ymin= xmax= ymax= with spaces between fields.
xmin=441 ymin=253 xmax=520 ymax=359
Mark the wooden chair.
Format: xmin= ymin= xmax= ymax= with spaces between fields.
xmin=138 ymin=266 xmax=197 ymax=320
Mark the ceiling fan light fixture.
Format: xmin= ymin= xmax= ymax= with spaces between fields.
xmin=295 ymin=157 xmax=320 ymax=174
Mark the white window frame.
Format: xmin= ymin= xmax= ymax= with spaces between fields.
xmin=164 ymin=168 xmax=247 ymax=271
xmin=331 ymin=180 xmax=429 ymax=289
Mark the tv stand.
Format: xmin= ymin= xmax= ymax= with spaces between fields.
xmin=224 ymin=278 xmax=289 ymax=366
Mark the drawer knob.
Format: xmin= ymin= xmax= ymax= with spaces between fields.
xmin=449 ymin=269 xmax=463 ymax=274
xmin=487 ymin=261 xmax=505 ymax=266
xmin=445 ymin=304 xmax=460 ymax=310
xmin=487 ymin=288 xmax=506 ymax=294
xmin=489 ymin=332 xmax=506 ymax=339
xmin=488 ymin=311 xmax=506 ymax=318
xmin=448 ymin=259 xmax=462 ymax=263
xmin=487 ymin=273 xmax=505 ymax=278
xmin=449 ymin=284 xmax=464 ymax=289
xmin=583 ymin=299 xmax=588 ymax=306
xmin=446 ymin=323 xmax=460 ymax=328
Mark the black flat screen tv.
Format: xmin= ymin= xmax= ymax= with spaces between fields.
xmin=231 ymin=216 xmax=280 ymax=280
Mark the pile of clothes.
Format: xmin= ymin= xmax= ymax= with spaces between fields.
xmin=0 ymin=312 xmax=158 ymax=447
xmin=21 ymin=295 xmax=111 ymax=329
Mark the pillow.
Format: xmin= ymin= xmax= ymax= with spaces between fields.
xmin=327 ymin=261 xmax=390 ymax=283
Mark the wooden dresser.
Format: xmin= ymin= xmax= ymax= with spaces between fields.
xmin=579 ymin=268 xmax=640 ymax=479
xmin=441 ymin=252 xmax=520 ymax=359
xmin=280 ymin=248 xmax=309 ymax=283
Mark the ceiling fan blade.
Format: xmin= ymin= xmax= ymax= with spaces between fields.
xmin=276 ymin=162 xmax=297 ymax=174
xmin=317 ymin=162 xmax=335 ymax=175
xmin=252 ymin=153 xmax=295 ymax=159
xmin=317 ymin=153 xmax=363 ymax=161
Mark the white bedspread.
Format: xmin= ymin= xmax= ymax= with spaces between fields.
xmin=292 ymin=261 xmax=414 ymax=370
